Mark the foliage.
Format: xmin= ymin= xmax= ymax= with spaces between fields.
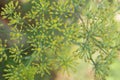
xmin=0 ymin=0 xmax=120 ymax=80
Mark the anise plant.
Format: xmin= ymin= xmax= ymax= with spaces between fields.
xmin=0 ymin=0 xmax=120 ymax=80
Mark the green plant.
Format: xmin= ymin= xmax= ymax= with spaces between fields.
xmin=0 ymin=0 xmax=120 ymax=80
